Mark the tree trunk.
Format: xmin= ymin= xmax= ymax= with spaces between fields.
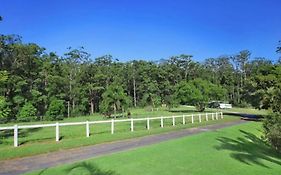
xmin=67 ymin=101 xmax=70 ymax=118
xmin=72 ymin=100 xmax=75 ymax=110
xmin=113 ymin=103 xmax=117 ymax=119
xmin=133 ymin=78 xmax=137 ymax=107
xmin=90 ymin=100 xmax=94 ymax=115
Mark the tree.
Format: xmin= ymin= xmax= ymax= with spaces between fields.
xmin=245 ymin=57 xmax=281 ymax=151
xmin=45 ymin=99 xmax=65 ymax=120
xmin=231 ymin=50 xmax=251 ymax=105
xmin=262 ymin=67 xmax=281 ymax=151
xmin=0 ymin=71 xmax=11 ymax=123
xmin=17 ymin=102 xmax=37 ymax=122
xmin=63 ymin=47 xmax=90 ymax=116
xmin=100 ymin=83 xmax=131 ymax=118
xmin=204 ymin=56 xmax=235 ymax=103
xmin=163 ymin=94 xmax=179 ymax=109
xmin=245 ymin=62 xmax=279 ymax=110
xmin=277 ymin=41 xmax=281 ymax=53
xmin=175 ymin=79 xmax=226 ymax=111
xmin=263 ymin=113 xmax=281 ymax=151
xmin=0 ymin=96 xmax=11 ymax=123
xmin=277 ymin=41 xmax=281 ymax=64
xmin=175 ymin=81 xmax=204 ymax=110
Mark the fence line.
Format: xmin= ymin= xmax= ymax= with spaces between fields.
xmin=0 ymin=112 xmax=223 ymax=147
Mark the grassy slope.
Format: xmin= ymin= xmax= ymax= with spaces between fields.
xmin=27 ymin=122 xmax=281 ymax=175
xmin=0 ymin=106 xmax=265 ymax=160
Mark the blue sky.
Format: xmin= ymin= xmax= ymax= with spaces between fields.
xmin=1 ymin=0 xmax=281 ymax=62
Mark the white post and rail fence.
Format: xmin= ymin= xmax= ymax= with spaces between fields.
xmin=0 ymin=112 xmax=223 ymax=147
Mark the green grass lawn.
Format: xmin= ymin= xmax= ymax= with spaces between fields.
xmin=26 ymin=122 xmax=281 ymax=175
xmin=0 ymin=106 xmax=266 ymax=160
xmin=219 ymin=107 xmax=268 ymax=115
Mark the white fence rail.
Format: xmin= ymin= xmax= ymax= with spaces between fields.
xmin=0 ymin=112 xmax=223 ymax=147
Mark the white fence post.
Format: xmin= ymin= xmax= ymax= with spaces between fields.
xmin=14 ymin=125 xmax=18 ymax=147
xmin=86 ymin=121 xmax=90 ymax=137
xmin=212 ymin=113 xmax=214 ymax=120
xmin=206 ymin=113 xmax=208 ymax=121
xmin=199 ymin=114 xmax=202 ymax=123
xmin=147 ymin=118 xmax=150 ymax=130
xmin=131 ymin=118 xmax=134 ymax=131
xmin=216 ymin=112 xmax=218 ymax=120
xmin=56 ymin=122 xmax=59 ymax=142
xmin=172 ymin=116 xmax=175 ymax=126
xmin=111 ymin=119 xmax=114 ymax=134
xmin=160 ymin=117 xmax=164 ymax=128
xmin=220 ymin=112 xmax=223 ymax=119
xmin=192 ymin=114 xmax=194 ymax=123
xmin=183 ymin=115 xmax=185 ymax=124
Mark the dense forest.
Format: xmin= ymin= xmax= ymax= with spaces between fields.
xmin=0 ymin=33 xmax=280 ymax=123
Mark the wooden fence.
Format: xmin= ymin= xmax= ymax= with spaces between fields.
xmin=0 ymin=112 xmax=223 ymax=147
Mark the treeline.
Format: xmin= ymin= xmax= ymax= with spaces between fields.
xmin=0 ymin=34 xmax=280 ymax=123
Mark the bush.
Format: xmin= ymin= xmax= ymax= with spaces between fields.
xmin=100 ymin=84 xmax=131 ymax=118
xmin=17 ymin=102 xmax=37 ymax=122
xmin=0 ymin=97 xmax=11 ymax=123
xmin=195 ymin=102 xmax=206 ymax=112
xmin=235 ymin=101 xmax=252 ymax=108
xmin=163 ymin=95 xmax=179 ymax=109
xmin=45 ymin=99 xmax=65 ymax=121
xmin=263 ymin=113 xmax=281 ymax=152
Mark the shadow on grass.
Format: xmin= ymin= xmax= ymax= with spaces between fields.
xmin=0 ymin=128 xmax=42 ymax=145
xmin=66 ymin=162 xmax=119 ymax=175
xmin=215 ymin=129 xmax=281 ymax=168
xmin=35 ymin=162 xmax=118 ymax=175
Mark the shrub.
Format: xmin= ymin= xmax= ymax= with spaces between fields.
xmin=195 ymin=102 xmax=206 ymax=112
xmin=17 ymin=102 xmax=37 ymax=122
xmin=0 ymin=97 xmax=11 ymax=123
xmin=45 ymin=99 xmax=65 ymax=121
xmin=263 ymin=113 xmax=281 ymax=152
xmin=100 ymin=84 xmax=130 ymax=118
xmin=164 ymin=95 xmax=179 ymax=109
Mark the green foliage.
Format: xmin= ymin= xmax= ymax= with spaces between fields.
xmin=17 ymin=102 xmax=37 ymax=122
xmin=100 ymin=84 xmax=131 ymax=117
xmin=45 ymin=99 xmax=65 ymax=121
xmin=0 ymin=71 xmax=8 ymax=82
xmin=0 ymin=71 xmax=11 ymax=123
xmin=175 ymin=81 xmax=203 ymax=105
xmin=244 ymin=55 xmax=281 ymax=150
xmin=163 ymin=94 xmax=179 ymax=109
xmin=271 ymin=88 xmax=281 ymax=114
xmin=140 ymin=93 xmax=161 ymax=109
xmin=175 ymin=79 xmax=227 ymax=111
xmin=263 ymin=113 xmax=281 ymax=152
xmin=0 ymin=96 xmax=11 ymax=123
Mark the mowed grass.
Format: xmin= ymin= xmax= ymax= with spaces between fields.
xmin=27 ymin=122 xmax=281 ymax=175
xmin=0 ymin=106 xmax=265 ymax=160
